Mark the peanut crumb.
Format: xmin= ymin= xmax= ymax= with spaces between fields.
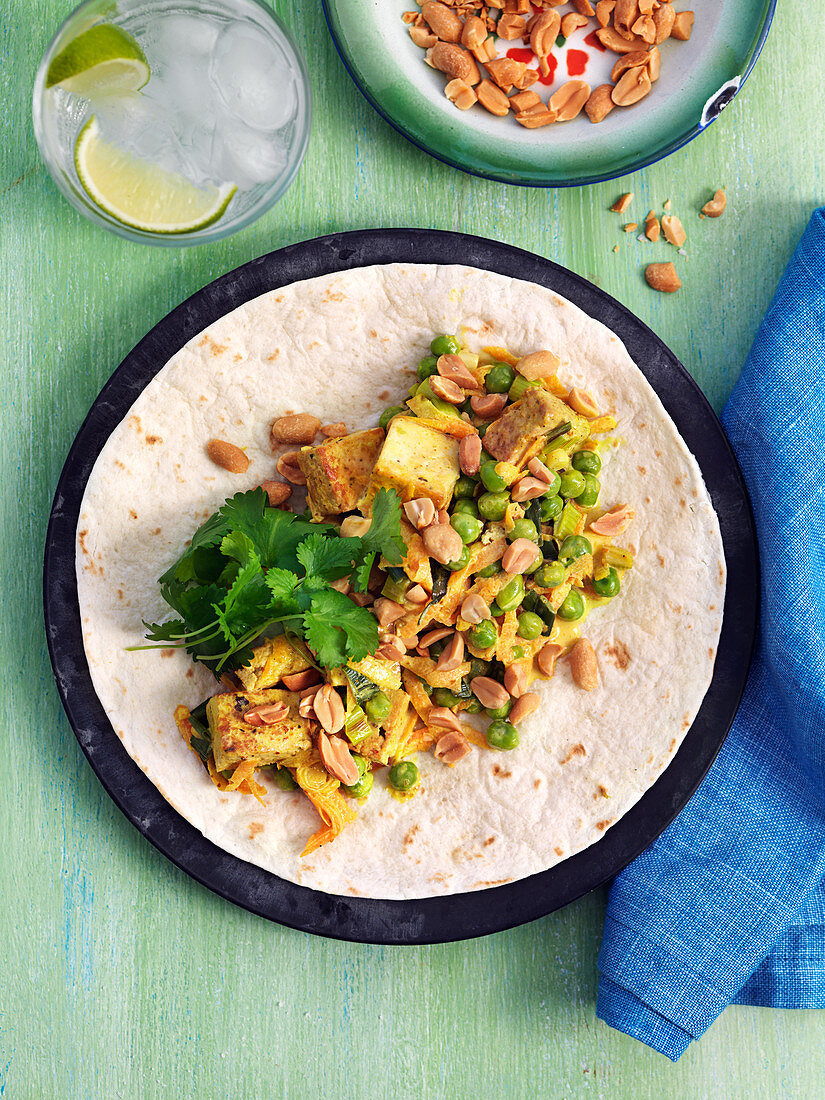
xmin=611 ymin=192 xmax=634 ymax=213
xmin=612 ymin=245 xmax=620 ymax=253
xmin=664 ymin=199 xmax=672 ymax=210
xmin=623 ymin=222 xmax=638 ymax=232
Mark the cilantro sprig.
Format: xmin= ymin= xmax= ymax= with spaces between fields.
xmin=138 ymin=487 xmax=405 ymax=673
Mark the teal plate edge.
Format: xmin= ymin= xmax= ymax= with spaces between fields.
xmin=321 ymin=0 xmax=777 ymax=188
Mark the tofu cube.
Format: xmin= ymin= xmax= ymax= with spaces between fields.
xmin=483 ymin=388 xmax=589 ymax=464
xmin=235 ymin=635 xmax=313 ymax=692
xmin=297 ymin=428 xmax=385 ymax=517
xmin=367 ymin=416 xmax=460 ymax=509
xmin=207 ymin=688 xmax=312 ymax=772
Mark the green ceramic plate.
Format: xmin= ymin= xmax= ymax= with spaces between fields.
xmin=322 ymin=0 xmax=776 ymax=186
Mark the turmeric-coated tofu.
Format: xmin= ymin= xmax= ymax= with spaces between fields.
xmin=483 ymin=387 xmax=589 ymax=464
xmin=366 ymin=416 xmax=460 ymax=510
xmin=235 ymin=635 xmax=313 ymax=692
xmin=297 ymin=428 xmax=385 ymax=518
xmin=207 ymin=688 xmax=312 ymax=772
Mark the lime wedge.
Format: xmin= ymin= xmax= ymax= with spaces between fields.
xmin=74 ymin=117 xmax=236 ymax=234
xmin=46 ymin=25 xmax=150 ymax=96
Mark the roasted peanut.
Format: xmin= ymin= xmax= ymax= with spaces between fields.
xmin=407 ymin=585 xmax=430 ymax=606
xmin=661 ymin=214 xmax=686 ymax=247
xmin=477 ymin=79 xmax=510 ymax=117
xmin=461 ymin=593 xmax=491 ymax=625
xmin=470 ymin=393 xmax=508 ymax=419
xmin=504 ymin=661 xmax=530 ymax=698
xmin=671 ymin=11 xmax=695 ymax=40
xmin=320 ymin=422 xmax=346 ymax=437
xmin=596 ymin=0 xmax=616 ymax=27
xmin=516 ymin=350 xmax=561 ymax=381
xmin=573 ymin=0 xmax=596 ymax=14
xmin=437 ymin=353 xmax=480 ymax=390
xmin=645 ymin=262 xmax=682 ymax=293
xmin=652 ymin=2 xmax=675 ymax=43
xmin=614 ymin=0 xmax=639 ymax=37
xmin=404 ymin=497 xmax=437 ymax=529
xmin=428 ymin=706 xmax=464 ymax=734
xmin=281 ymin=669 xmax=322 ymax=692
xmin=460 ymin=13 xmax=488 ymax=51
xmin=569 ymin=638 xmax=599 ymax=691
xmin=536 ymin=642 xmax=564 ymax=677
xmin=612 ymin=66 xmax=652 ymax=106
xmin=275 ymin=451 xmax=306 ymax=484
xmin=484 ymin=57 xmax=523 ymax=91
xmin=459 ymin=433 xmax=482 ymax=476
xmin=410 ymin=24 xmax=437 ymax=49
xmin=596 ymin=26 xmax=647 ymax=52
xmin=470 ymin=676 xmax=510 ymax=710
xmin=560 ymin=12 xmax=588 ymax=37
xmin=206 ymin=438 xmax=249 ymax=473
xmin=270 ymin=413 xmax=321 ymax=445
xmin=258 ymin=479 xmax=291 ymax=506
xmin=421 ymin=1 xmax=463 ymax=43
xmin=509 ymin=693 xmax=540 ymax=724
xmin=585 ymin=84 xmax=616 ymax=124
xmin=567 ymin=387 xmax=600 ymax=417
xmin=373 ymin=597 xmax=407 ymax=631
xmin=377 ymin=633 xmax=407 ymax=661
xmin=527 ymin=456 xmax=555 ymax=485
xmin=588 ymin=503 xmax=635 ymax=536
xmin=318 ymin=731 xmax=360 ymax=785
xmin=430 ymin=375 xmax=465 ymax=404
xmin=436 ymin=632 xmax=465 ymax=672
xmin=611 ymin=192 xmax=634 ymax=213
xmin=243 ymin=702 xmax=289 ymax=726
xmin=445 ymin=78 xmax=477 ymax=110
xmin=509 ymin=90 xmax=542 ymax=115
xmin=511 ymin=476 xmax=549 ymax=502
xmin=645 ymin=211 xmax=661 ymax=241
xmin=502 ymin=538 xmax=541 ymax=574
xmin=340 ymin=515 xmax=372 ymax=537
xmin=418 ymin=627 xmax=454 ymax=651
xmin=515 ymin=108 xmax=556 ymax=129
xmin=702 ymin=189 xmax=727 ymax=217
xmin=433 ymin=730 xmax=472 ymax=765
xmin=423 ymin=522 xmax=464 ymax=565
xmin=314 ymin=684 xmax=346 ymax=735
xmin=550 ymin=80 xmax=590 ymax=122
xmin=530 ymin=11 xmax=561 ymax=78
xmin=428 ymin=42 xmax=481 ymax=85
xmin=498 ymin=13 xmax=527 ymax=39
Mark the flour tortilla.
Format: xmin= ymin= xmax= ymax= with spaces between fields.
xmin=76 ymin=264 xmax=725 ymax=900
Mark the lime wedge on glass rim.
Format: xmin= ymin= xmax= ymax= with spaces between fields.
xmin=74 ymin=118 xmax=237 ymax=234
xmin=46 ymin=25 xmax=150 ymax=96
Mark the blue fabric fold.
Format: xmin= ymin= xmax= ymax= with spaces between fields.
xmin=595 ymin=208 xmax=825 ymax=1059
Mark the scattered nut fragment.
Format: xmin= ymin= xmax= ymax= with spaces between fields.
xmin=434 ymin=730 xmax=472 ymax=765
xmin=437 ymin=353 xmax=480 ymax=389
xmin=422 ymin=522 xmax=464 ymax=566
xmin=340 ymin=515 xmax=372 ymax=538
xmin=527 ymin=456 xmax=556 ymax=485
xmin=623 ymin=222 xmax=638 ymax=233
xmin=589 ymin=503 xmax=635 ymax=536
xmin=282 ymin=669 xmax=322 ymax=692
xmin=484 ymin=56 xmax=524 ymax=92
xmin=470 ymin=393 xmax=507 ymax=419
xmin=550 ymin=80 xmax=590 ymax=122
xmin=661 ymin=214 xmax=686 ymax=247
xmin=460 ymin=593 xmax=491 ymax=625
xmin=418 ymin=627 xmax=454 ymax=652
xmin=476 ymin=78 xmax=510 ymax=117
xmin=515 ymin=108 xmax=556 ymax=129
xmin=407 ymin=584 xmax=430 ymax=606
xmin=470 ymin=676 xmax=511 ymax=711
xmin=420 ymin=1 xmax=463 ymax=43
xmin=596 ymin=0 xmax=616 ymax=28
xmin=275 ymin=451 xmax=306 ymax=484
xmin=318 ymin=731 xmax=360 ymax=785
xmin=702 ymin=189 xmax=727 ymax=218
xmin=497 ymin=13 xmax=526 ymax=39
xmin=509 ymin=693 xmax=540 ymax=724
xmin=504 ymin=661 xmax=530 ymax=698
xmin=611 ymin=192 xmax=634 ymax=214
xmin=206 ymin=438 xmax=249 ymax=473
xmin=459 ymin=433 xmax=482 ymax=476
xmin=672 ymin=11 xmax=695 ymax=41
xmin=651 ymin=2 xmax=676 ymax=43
xmin=377 ymin=633 xmax=408 ymax=661
xmin=460 ymin=13 xmax=487 ymax=52
xmin=258 ymin=479 xmax=291 ymax=506
xmin=645 ymin=211 xmax=661 ymax=241
xmin=612 ymin=65 xmax=652 ymax=107
xmin=613 ymin=0 xmax=638 ymax=37
xmin=320 ymin=422 xmax=346 ymax=437
xmin=409 ymin=24 xmax=437 ymax=50
xmin=573 ymin=0 xmax=596 ymax=15
xmin=586 ymin=84 xmax=616 ymax=124
xmin=404 ymin=497 xmax=437 ymax=529
xmin=445 ymin=78 xmax=477 ymax=110
xmin=516 ymin=350 xmax=561 ymax=381
xmin=243 ymin=702 xmax=289 ymax=726
xmin=536 ymin=642 xmax=564 ymax=678
xmin=561 ymin=12 xmax=589 ymax=37
xmin=596 ymin=26 xmax=647 ymax=53
xmin=502 ymin=538 xmax=542 ymax=574
xmin=511 ymin=476 xmax=549 ymax=502
xmin=373 ymin=597 xmax=407 ymax=631
xmin=509 ymin=90 xmax=542 ymax=115
xmin=567 ymin=387 xmax=600 ymax=417
xmin=270 ymin=413 xmax=321 ymax=445
xmin=436 ymin=632 xmax=465 ymax=672
xmin=530 ymin=11 xmax=562 ymax=78
xmin=427 ymin=42 xmax=480 ymax=85
xmin=645 ymin=262 xmax=682 ymax=293
xmin=298 ymin=685 xmax=320 ymax=719
xmin=430 ymin=375 xmax=465 ymax=404
xmin=314 ymin=685 xmax=346 ymax=735
xmin=569 ymin=638 xmax=599 ymax=691
xmin=428 ymin=706 xmax=464 ymax=734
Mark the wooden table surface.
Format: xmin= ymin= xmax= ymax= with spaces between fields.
xmin=4 ymin=1 xmax=824 ymax=1096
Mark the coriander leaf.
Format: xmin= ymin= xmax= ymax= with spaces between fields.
xmin=303 ymin=589 xmax=380 ymax=668
xmin=159 ymin=509 xmax=231 ymax=586
xmin=143 ymin=618 xmax=187 ymax=643
xmin=361 ymin=488 xmax=405 ymax=566
xmin=265 ymin=567 xmax=300 ymax=605
xmin=352 ymin=551 xmax=376 ymax=594
xmin=218 ymin=487 xmax=269 ymax=535
xmin=296 ymin=532 xmax=361 ymax=582
xmin=220 ymin=529 xmax=258 ymax=567
xmin=219 ymin=559 xmax=270 ymax=636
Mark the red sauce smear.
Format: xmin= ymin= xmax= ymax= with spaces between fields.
xmin=566 ymin=49 xmax=588 ymax=77
xmin=506 ymin=47 xmax=556 ymax=86
xmin=584 ymin=30 xmax=606 ymax=52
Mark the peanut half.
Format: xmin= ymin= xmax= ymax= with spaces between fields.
xmin=645 ymin=262 xmax=682 ymax=293
xmin=569 ymin=638 xmax=599 ymax=691
xmin=702 ymin=189 xmax=727 ymax=218
xmin=270 ymin=413 xmax=321 ymax=445
xmin=207 ymin=438 xmax=249 ymax=473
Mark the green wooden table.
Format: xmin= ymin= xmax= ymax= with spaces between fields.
xmin=3 ymin=1 xmax=824 ymax=1095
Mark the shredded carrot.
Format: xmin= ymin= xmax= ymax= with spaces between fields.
xmin=408 ymin=415 xmax=477 ymax=440
xmin=497 ymin=610 xmax=519 ymax=663
xmin=482 ymin=345 xmax=519 ymax=367
xmin=402 ymin=669 xmax=433 ymax=725
xmin=545 ymin=374 xmax=568 ymax=397
xmin=399 ymin=655 xmax=470 ymax=689
xmin=296 ymin=762 xmax=357 ymax=856
xmin=587 ymin=415 xmax=617 ymax=434
xmin=383 ymin=692 xmax=413 ymax=761
xmin=174 ymin=704 xmax=196 ymax=750
xmin=402 ymin=531 xmax=433 ymax=588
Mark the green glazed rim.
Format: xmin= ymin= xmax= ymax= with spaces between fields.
xmin=322 ymin=0 xmax=777 ymax=187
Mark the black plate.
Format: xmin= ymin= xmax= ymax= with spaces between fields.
xmin=44 ymin=229 xmax=758 ymax=944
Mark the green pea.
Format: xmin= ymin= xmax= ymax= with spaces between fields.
xmin=453 ymin=475 xmax=477 ymax=499
xmin=508 ymin=518 xmax=538 ymax=543
xmin=468 ymin=619 xmax=498 ymax=650
xmin=344 ymin=771 xmax=374 ymax=799
xmin=476 ymin=561 xmax=501 ymax=579
xmin=540 ymin=495 xmax=564 ymax=522
xmin=523 ymin=555 xmax=542 ymax=575
xmin=417 ymin=355 xmax=439 ymax=381
xmin=559 ymin=469 xmax=586 ymax=498
xmin=496 ymin=574 xmax=525 ymax=613
xmin=478 ymin=491 xmax=510 ymax=521
xmin=534 ymin=561 xmax=566 ymax=589
xmin=480 ymin=461 xmax=507 ymax=493
xmin=540 ymin=470 xmax=562 ymax=496
xmin=379 ymin=405 xmax=406 ymax=430
xmin=469 ymin=658 xmax=491 ymax=678
xmin=365 ymin=690 xmax=392 ymax=725
xmin=559 ymin=535 xmax=592 ymax=563
xmin=485 ymin=702 xmax=513 ymax=720
xmin=517 ymin=611 xmax=544 ymax=640
xmin=512 ymin=645 xmax=525 ymax=660
xmin=463 ymin=698 xmax=484 ymax=714
xmin=485 ymin=363 xmax=516 ymax=393
xmin=576 ymin=474 xmax=601 ymax=508
xmin=272 ymin=766 xmax=297 ymax=790
xmin=451 ymin=513 xmax=483 ymax=545
xmin=593 ymin=567 xmax=621 ymax=598
xmin=446 ymin=545 xmax=472 ymax=572
xmin=572 ymin=449 xmax=602 ymax=474
xmin=388 ymin=760 xmax=419 ymax=791
xmin=430 ymin=334 xmax=461 ymax=357
xmin=489 ymin=600 xmax=503 ymax=618
xmin=477 ymin=422 xmax=488 ymax=438
xmin=433 ymin=687 xmax=464 ymax=708
xmin=452 ymin=498 xmax=479 ymax=518
xmin=558 ymin=588 xmax=586 ymax=621
xmin=486 ymin=720 xmax=519 ymax=750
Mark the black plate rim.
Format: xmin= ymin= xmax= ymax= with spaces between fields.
xmin=44 ymin=228 xmax=759 ymax=944
xmin=319 ymin=1 xmax=778 ymax=188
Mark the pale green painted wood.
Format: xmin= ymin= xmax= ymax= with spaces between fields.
xmin=2 ymin=1 xmax=825 ymax=1097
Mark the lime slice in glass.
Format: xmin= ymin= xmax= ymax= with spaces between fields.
xmin=46 ymin=25 xmax=150 ymax=96
xmin=74 ymin=118 xmax=236 ymax=234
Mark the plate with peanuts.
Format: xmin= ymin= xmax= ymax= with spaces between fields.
xmin=46 ymin=229 xmax=757 ymax=937
xmin=323 ymin=0 xmax=776 ymax=184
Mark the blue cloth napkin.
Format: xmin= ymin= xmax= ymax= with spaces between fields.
xmin=595 ymin=208 xmax=825 ymax=1060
